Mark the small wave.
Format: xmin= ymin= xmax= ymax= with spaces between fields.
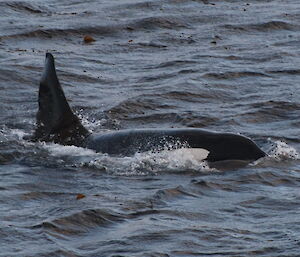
xmin=250 ymin=21 xmax=296 ymax=31
xmin=106 ymin=90 xmax=228 ymax=122
xmin=109 ymin=98 xmax=163 ymax=114
xmin=268 ymin=69 xmax=300 ymax=75
xmin=2 ymin=14 xmax=189 ymax=40
xmin=117 ymin=1 xmax=161 ymax=11
xmin=191 ymin=179 xmax=237 ymax=193
xmin=137 ymin=41 xmax=167 ymax=48
xmin=1 ymin=25 xmax=117 ymax=40
xmin=0 ymin=126 xmax=38 ymax=163
xmin=155 ymin=60 xmax=197 ymax=69
xmin=20 ymin=191 xmax=72 ymax=201
xmin=223 ymin=20 xmax=296 ymax=32
xmin=152 ymin=186 xmax=198 ymax=203
xmin=163 ymin=90 xmax=232 ymax=102
xmin=239 ymin=195 xmax=299 ymax=211
xmin=128 ymin=16 xmax=190 ymax=30
xmin=122 ymin=112 xmax=182 ymax=126
xmin=136 ymin=72 xmax=176 ymax=83
xmin=236 ymin=171 xmax=297 ymax=187
xmin=106 ymin=96 xmax=175 ymax=120
xmin=5 ymin=1 xmax=48 ymax=14
xmin=195 ymin=53 xmax=284 ymax=63
xmin=202 ymin=71 xmax=270 ymax=80
xmin=235 ymin=100 xmax=299 ymax=124
xmin=36 ymin=209 xmax=125 ymax=236
xmin=250 ymin=100 xmax=300 ymax=111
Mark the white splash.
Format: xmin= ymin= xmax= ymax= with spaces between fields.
xmin=268 ymin=140 xmax=299 ymax=160
xmin=82 ymin=147 xmax=213 ymax=175
xmin=0 ymin=126 xmax=31 ymax=144
xmin=42 ymin=142 xmax=97 ymax=157
xmin=11 ymin=129 xmax=28 ymax=140
xmin=76 ymin=110 xmax=114 ymax=132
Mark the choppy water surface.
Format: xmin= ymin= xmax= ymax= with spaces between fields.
xmin=1 ymin=0 xmax=300 ymax=256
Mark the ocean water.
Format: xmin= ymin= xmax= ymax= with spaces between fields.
xmin=0 ymin=0 xmax=300 ymax=256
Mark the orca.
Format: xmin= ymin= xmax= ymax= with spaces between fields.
xmin=30 ymin=53 xmax=266 ymax=165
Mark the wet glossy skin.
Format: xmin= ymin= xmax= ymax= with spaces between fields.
xmin=86 ymin=128 xmax=266 ymax=162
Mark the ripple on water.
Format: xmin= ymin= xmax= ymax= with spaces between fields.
xmin=222 ymin=20 xmax=298 ymax=32
xmin=34 ymin=209 xmax=125 ymax=236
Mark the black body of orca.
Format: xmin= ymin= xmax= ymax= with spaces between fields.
xmin=30 ymin=53 xmax=266 ymax=164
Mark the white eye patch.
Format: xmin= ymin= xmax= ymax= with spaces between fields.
xmin=166 ymin=148 xmax=210 ymax=162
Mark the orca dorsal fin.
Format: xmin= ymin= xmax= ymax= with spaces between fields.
xmin=33 ymin=53 xmax=90 ymax=146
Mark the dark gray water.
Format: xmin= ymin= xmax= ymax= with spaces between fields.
xmin=1 ymin=0 xmax=300 ymax=256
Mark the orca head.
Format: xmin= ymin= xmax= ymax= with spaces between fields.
xmin=205 ymin=133 xmax=266 ymax=163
